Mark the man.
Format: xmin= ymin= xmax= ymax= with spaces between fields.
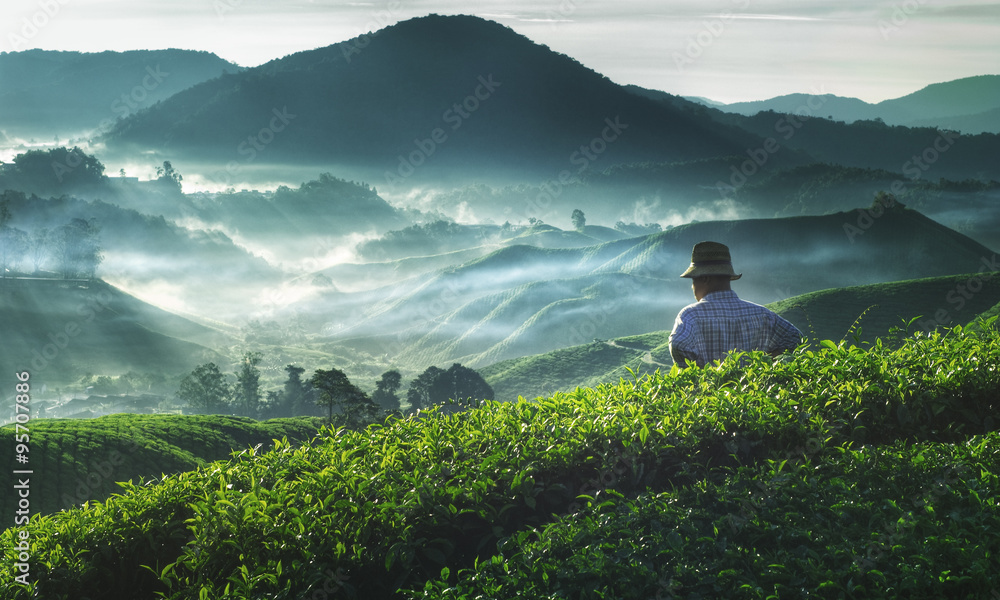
xmin=668 ymin=241 xmax=801 ymax=368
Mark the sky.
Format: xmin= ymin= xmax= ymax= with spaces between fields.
xmin=2 ymin=0 xmax=999 ymax=104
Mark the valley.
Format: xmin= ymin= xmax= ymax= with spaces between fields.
xmin=1 ymin=11 xmax=998 ymax=598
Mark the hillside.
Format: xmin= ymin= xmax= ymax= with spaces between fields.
xmin=100 ymin=15 xmax=758 ymax=182
xmin=481 ymin=271 xmax=1000 ymax=401
xmin=0 ymin=49 xmax=240 ymax=138
xmin=710 ymin=75 xmax=1000 ymax=134
xmin=1 ymin=189 xmax=286 ymax=320
xmin=709 ymin=109 xmax=1000 ymax=182
xmin=771 ymin=271 xmax=1000 ymax=343
xmin=4 ymin=324 xmax=998 ymax=598
xmin=0 ymin=413 xmax=324 ymax=523
xmin=0 ymin=279 xmax=228 ymax=385
xmin=308 ymin=204 xmax=997 ymax=374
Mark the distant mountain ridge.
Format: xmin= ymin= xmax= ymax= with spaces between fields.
xmin=702 ymin=75 xmax=1000 ymax=134
xmin=99 ymin=14 xmax=759 ymax=181
xmin=0 ymin=49 xmax=241 ymax=138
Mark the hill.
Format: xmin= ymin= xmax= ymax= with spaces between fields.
xmin=771 ymin=271 xmax=1000 ymax=344
xmin=100 ymin=15 xmax=758 ymax=183
xmin=481 ymin=272 xmax=1000 ymax=401
xmin=0 ymin=279 xmax=228 ymax=385
xmin=0 ymin=49 xmax=240 ymax=139
xmin=308 ymin=204 xmax=997 ymax=374
xmin=710 ymin=75 xmax=1000 ymax=134
xmin=4 ymin=325 xmax=998 ymax=598
xmin=1 ymin=188 xmax=287 ymax=320
xmin=0 ymin=413 xmax=324 ymax=523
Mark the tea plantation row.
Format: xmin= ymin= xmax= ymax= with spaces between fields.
xmin=0 ymin=414 xmax=325 ymax=523
xmin=2 ymin=322 xmax=998 ymax=598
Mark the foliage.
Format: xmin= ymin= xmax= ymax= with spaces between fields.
xmin=233 ymin=351 xmax=264 ymax=417
xmin=372 ymin=370 xmax=403 ymax=412
xmin=311 ymin=367 xmax=375 ymax=426
xmin=176 ymin=363 xmax=231 ymax=414
xmin=0 ymin=413 xmax=325 ymax=523
xmin=407 ymin=363 xmax=494 ymax=412
xmin=2 ymin=323 xmax=998 ymax=599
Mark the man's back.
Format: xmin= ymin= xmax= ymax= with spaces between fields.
xmin=669 ymin=290 xmax=801 ymax=367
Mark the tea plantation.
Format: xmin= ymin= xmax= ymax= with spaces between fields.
xmin=2 ymin=322 xmax=999 ymax=599
xmin=0 ymin=414 xmax=325 ymax=523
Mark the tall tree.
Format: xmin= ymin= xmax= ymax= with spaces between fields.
xmin=406 ymin=365 xmax=445 ymax=412
xmin=311 ymin=368 xmax=375 ymax=426
xmin=0 ymin=226 xmax=28 ymax=276
xmin=234 ymin=351 xmax=263 ymax=417
xmin=54 ymin=218 xmax=103 ymax=279
xmin=177 ymin=363 xmax=231 ymax=414
xmin=28 ymin=228 xmax=50 ymax=274
xmin=571 ymin=208 xmax=586 ymax=231
xmin=371 ymin=369 xmax=402 ymax=412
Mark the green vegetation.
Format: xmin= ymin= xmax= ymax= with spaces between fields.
xmin=3 ymin=322 xmax=997 ymax=599
xmin=0 ymin=413 xmax=324 ymax=523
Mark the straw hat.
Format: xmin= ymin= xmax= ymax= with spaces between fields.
xmin=679 ymin=241 xmax=743 ymax=280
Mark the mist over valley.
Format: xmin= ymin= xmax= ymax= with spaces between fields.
xmin=1 ymin=13 xmax=998 ymax=416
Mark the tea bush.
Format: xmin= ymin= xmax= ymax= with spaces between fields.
xmin=2 ymin=321 xmax=998 ymax=599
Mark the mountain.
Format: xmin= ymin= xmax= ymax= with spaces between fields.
xmin=305 ymin=204 xmax=997 ymax=375
xmin=707 ymin=75 xmax=1000 ymax=134
xmin=0 ymin=279 xmax=228 ymax=385
xmin=0 ymin=49 xmax=241 ymax=138
xmin=100 ymin=15 xmax=759 ymax=183
xmin=707 ymin=110 xmax=1000 ymax=182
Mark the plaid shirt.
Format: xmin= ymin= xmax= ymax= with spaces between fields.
xmin=668 ymin=290 xmax=802 ymax=367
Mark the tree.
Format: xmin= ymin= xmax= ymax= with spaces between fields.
xmin=571 ymin=208 xmax=586 ymax=231
xmin=54 ymin=218 xmax=103 ymax=279
xmin=177 ymin=363 xmax=231 ymax=413
xmin=12 ymin=147 xmax=106 ymax=191
xmin=406 ymin=365 xmax=445 ymax=412
xmin=234 ymin=351 xmax=263 ymax=417
xmin=28 ymin=228 xmax=50 ymax=274
xmin=371 ymin=370 xmax=402 ymax=412
xmin=407 ymin=363 xmax=494 ymax=413
xmin=155 ymin=160 xmax=183 ymax=191
xmin=311 ymin=368 xmax=376 ymax=427
xmin=0 ymin=226 xmax=28 ymax=276
xmin=283 ymin=364 xmax=319 ymax=417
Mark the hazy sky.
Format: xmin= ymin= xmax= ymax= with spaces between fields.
xmin=3 ymin=0 xmax=999 ymax=103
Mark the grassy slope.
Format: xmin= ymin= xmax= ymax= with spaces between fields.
xmin=3 ymin=324 xmax=998 ymax=599
xmin=769 ymin=271 xmax=1000 ymax=343
xmin=0 ymin=279 xmax=229 ymax=384
xmin=0 ymin=414 xmax=325 ymax=522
